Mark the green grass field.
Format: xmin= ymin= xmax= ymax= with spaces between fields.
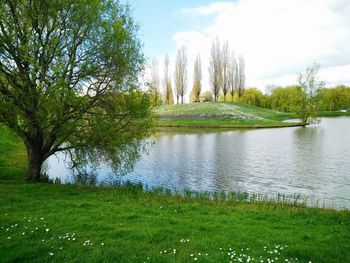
xmin=0 ymin=125 xmax=349 ymax=262
xmin=154 ymin=102 xmax=299 ymax=128
xmin=318 ymin=111 xmax=350 ymax=117
xmin=0 ymin=125 xmax=26 ymax=179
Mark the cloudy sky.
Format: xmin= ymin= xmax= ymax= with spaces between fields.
xmin=127 ymin=0 xmax=350 ymax=93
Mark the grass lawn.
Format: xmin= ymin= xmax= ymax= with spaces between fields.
xmin=0 ymin=125 xmax=26 ymax=179
xmin=154 ymin=102 xmax=299 ymax=128
xmin=0 ymin=125 xmax=350 ymax=263
xmin=156 ymin=119 xmax=300 ymax=128
xmin=317 ymin=111 xmax=350 ymax=117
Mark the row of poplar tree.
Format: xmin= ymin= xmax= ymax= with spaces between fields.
xmin=147 ymin=37 xmax=246 ymax=104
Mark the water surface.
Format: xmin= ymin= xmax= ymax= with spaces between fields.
xmin=48 ymin=117 xmax=350 ymax=209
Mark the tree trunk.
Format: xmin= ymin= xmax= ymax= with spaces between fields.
xmin=25 ymin=143 xmax=44 ymax=181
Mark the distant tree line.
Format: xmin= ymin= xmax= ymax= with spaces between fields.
xmin=233 ymin=85 xmax=350 ymax=113
xmin=219 ymin=65 xmax=350 ymax=124
xmin=215 ymin=85 xmax=350 ymax=115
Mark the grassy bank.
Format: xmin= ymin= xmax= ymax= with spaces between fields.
xmin=317 ymin=110 xmax=350 ymax=117
xmin=155 ymin=102 xmax=300 ymax=128
xmin=0 ymin=125 xmax=26 ymax=179
xmin=0 ymin=125 xmax=350 ymax=263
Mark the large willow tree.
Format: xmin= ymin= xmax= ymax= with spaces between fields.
xmin=0 ymin=0 xmax=153 ymax=181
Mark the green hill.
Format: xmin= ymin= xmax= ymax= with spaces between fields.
xmin=155 ymin=102 xmax=300 ymax=128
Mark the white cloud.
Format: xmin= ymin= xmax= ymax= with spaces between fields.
xmin=172 ymin=0 xmax=350 ymax=91
xmin=180 ymin=2 xmax=237 ymax=16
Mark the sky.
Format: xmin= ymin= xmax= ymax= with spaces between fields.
xmin=125 ymin=0 xmax=350 ymax=94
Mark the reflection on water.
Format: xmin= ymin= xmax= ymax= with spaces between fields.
xmin=47 ymin=117 xmax=350 ymax=209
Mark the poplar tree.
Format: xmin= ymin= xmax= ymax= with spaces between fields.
xmin=174 ymin=46 xmax=187 ymax=104
xmin=209 ymin=37 xmax=222 ymax=102
xmin=191 ymin=54 xmax=202 ymax=102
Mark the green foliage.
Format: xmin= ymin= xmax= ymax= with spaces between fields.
xmin=260 ymin=85 xmax=350 ymax=117
xmin=294 ymin=64 xmax=324 ymax=124
xmin=269 ymin=86 xmax=300 ymax=112
xmin=199 ymin=90 xmax=213 ymax=101
xmin=218 ymin=92 xmax=235 ymax=102
xmin=292 ymin=87 xmax=317 ymax=125
xmin=241 ymin=88 xmax=268 ymax=108
xmin=266 ymin=84 xmax=313 ymax=124
xmin=261 ymin=65 xmax=336 ymax=125
xmin=146 ymin=84 xmax=163 ymax=106
xmin=0 ymin=0 xmax=153 ymax=180
xmin=69 ymin=91 xmax=154 ymax=174
xmin=317 ymin=86 xmax=350 ymax=111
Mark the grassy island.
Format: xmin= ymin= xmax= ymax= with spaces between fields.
xmin=154 ymin=102 xmax=302 ymax=129
xmin=0 ymin=125 xmax=349 ymax=262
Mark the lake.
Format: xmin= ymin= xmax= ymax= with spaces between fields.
xmin=47 ymin=117 xmax=350 ymax=209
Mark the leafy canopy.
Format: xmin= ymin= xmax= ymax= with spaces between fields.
xmin=295 ymin=64 xmax=324 ymax=125
xmin=0 ymin=0 xmax=153 ymax=180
